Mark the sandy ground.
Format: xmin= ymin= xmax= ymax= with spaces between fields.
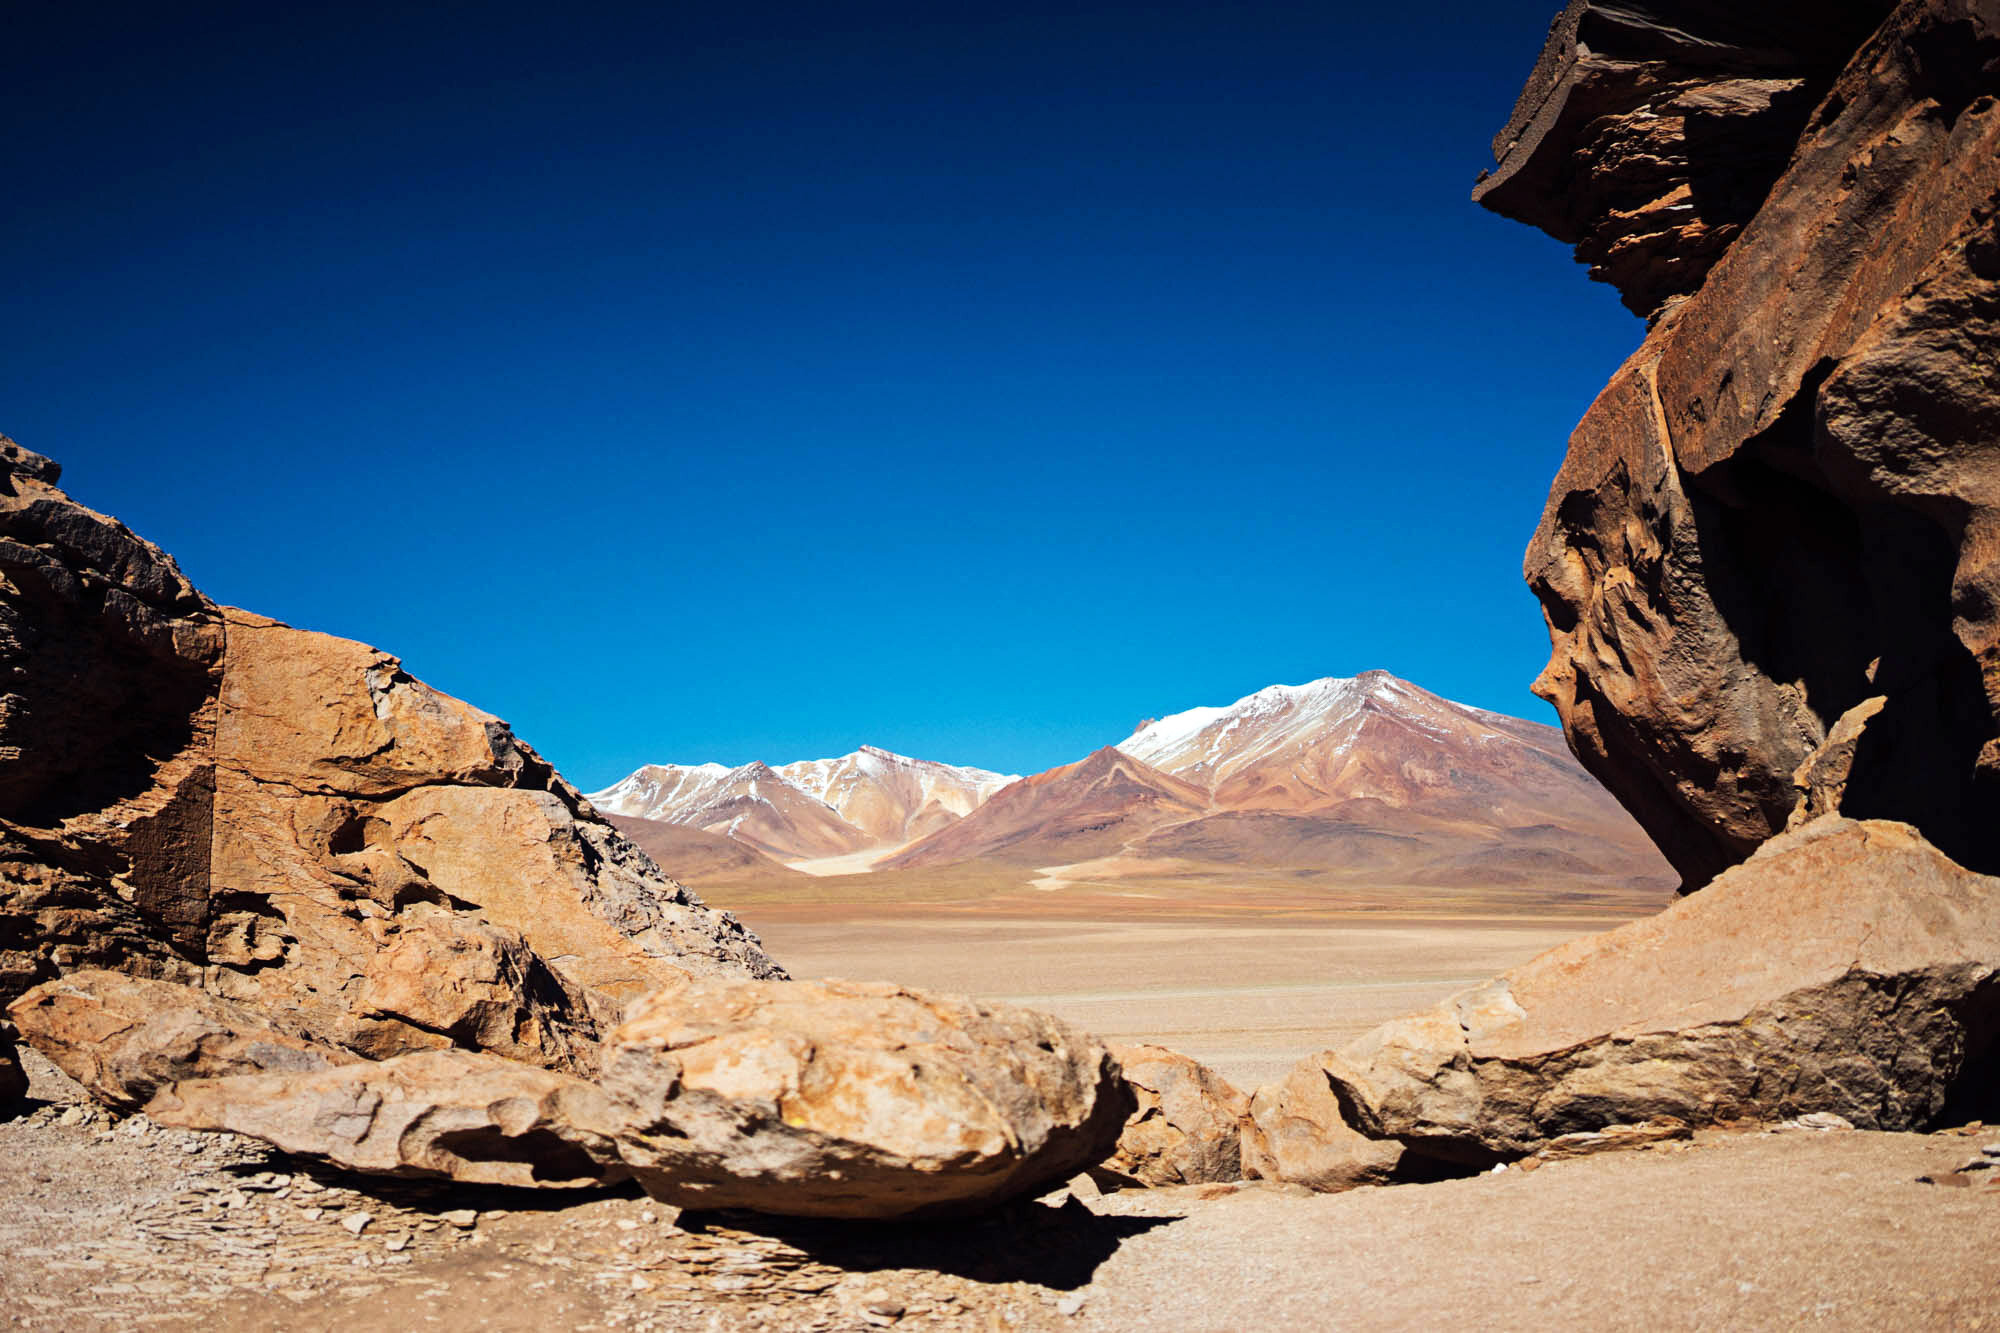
xmin=744 ymin=908 xmax=1625 ymax=1087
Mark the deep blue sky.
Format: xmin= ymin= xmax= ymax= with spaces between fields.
xmin=4 ymin=1 xmax=1639 ymax=787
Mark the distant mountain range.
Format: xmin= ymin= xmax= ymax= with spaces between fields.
xmin=590 ymin=746 xmax=1015 ymax=863
xmin=586 ymin=671 xmax=1675 ymax=900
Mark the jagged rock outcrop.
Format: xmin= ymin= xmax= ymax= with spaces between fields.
xmin=149 ymin=1049 xmax=629 ymax=1189
xmin=1096 ymin=1045 xmax=1250 ymax=1188
xmin=8 ymin=970 xmax=359 ymax=1112
xmin=601 ymin=978 xmax=1134 ymax=1218
xmin=0 ymin=437 xmax=782 ymax=1077
xmin=1502 ymin=0 xmax=2000 ymax=887
xmin=1296 ymin=819 xmax=2000 ymax=1170
xmin=1476 ymin=1 xmax=1897 ymax=316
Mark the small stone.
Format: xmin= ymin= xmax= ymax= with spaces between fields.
xmin=342 ymin=1212 xmax=374 ymax=1234
xmin=441 ymin=1209 xmax=478 ymax=1229
xmin=1982 ymin=1144 xmax=2000 ymax=1158
xmin=1056 ymin=1293 xmax=1086 ymax=1316
xmin=58 ymin=1106 xmax=89 ymax=1127
xmin=616 ymin=1219 xmax=640 ymax=1231
xmin=862 ymin=1289 xmax=905 ymax=1319
xmin=299 ymin=1207 xmax=323 ymax=1221
xmin=384 ymin=1235 xmax=410 ymax=1252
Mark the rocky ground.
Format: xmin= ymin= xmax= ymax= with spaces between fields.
xmin=8 ymin=1047 xmax=2000 ymax=1332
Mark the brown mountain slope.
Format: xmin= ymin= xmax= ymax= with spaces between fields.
xmin=605 ymin=815 xmax=805 ymax=887
xmin=882 ymin=747 xmax=1209 ymax=869
xmin=621 ymin=761 xmax=877 ymax=862
xmin=1109 ymin=672 xmax=1672 ymax=888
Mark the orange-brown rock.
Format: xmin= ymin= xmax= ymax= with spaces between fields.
xmin=600 ymin=978 xmax=1134 ymax=1218
xmin=1239 ymin=1054 xmax=1408 ymax=1192
xmin=7 ymin=970 xmax=358 ymax=1112
xmin=1321 ymin=819 xmax=2000 ymax=1165
xmin=148 ymin=1049 xmax=628 ymax=1189
xmin=0 ymin=438 xmax=782 ymax=1080
xmin=1097 ymin=1044 xmax=1250 ymax=1188
xmin=1499 ymin=0 xmax=2000 ymax=887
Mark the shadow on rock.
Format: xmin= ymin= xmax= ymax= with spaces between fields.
xmin=233 ymin=1151 xmax=649 ymax=1219
xmin=684 ymin=1195 xmax=1180 ymax=1290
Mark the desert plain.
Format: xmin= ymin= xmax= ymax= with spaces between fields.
xmin=742 ymin=887 xmax=1652 ymax=1087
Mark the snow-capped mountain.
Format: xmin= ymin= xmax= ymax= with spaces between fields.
xmin=587 ymin=762 xmax=735 ymax=821
xmin=777 ymin=746 xmax=1017 ymax=846
xmin=590 ymin=674 xmax=1672 ymax=900
xmin=1119 ymin=670 xmax=1600 ymax=820
xmin=586 ymin=747 xmax=1016 ymax=864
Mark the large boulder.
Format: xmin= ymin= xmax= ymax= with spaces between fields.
xmin=601 ymin=978 xmax=1134 ymax=1218
xmin=1495 ymin=0 xmax=2000 ymax=888
xmin=1318 ymin=819 xmax=2000 ymax=1166
xmin=1098 ymin=1044 xmax=1251 ymax=1188
xmin=148 ymin=1049 xmax=628 ymax=1189
xmin=0 ymin=438 xmax=782 ymax=1077
xmin=6 ymin=970 xmax=359 ymax=1112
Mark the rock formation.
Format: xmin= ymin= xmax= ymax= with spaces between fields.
xmin=8 ymin=970 xmax=359 ymax=1112
xmin=1249 ymin=819 xmax=2000 ymax=1181
xmin=1496 ymin=0 xmax=2000 ymax=889
xmin=602 ymin=978 xmax=1134 ymax=1219
xmin=1095 ymin=1044 xmax=1250 ymax=1188
xmin=0 ymin=437 xmax=781 ymax=1077
xmin=1476 ymin=1 xmax=1898 ymax=317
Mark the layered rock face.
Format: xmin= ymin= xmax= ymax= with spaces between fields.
xmin=1477 ymin=1 xmax=1897 ymax=316
xmin=1250 ymin=818 xmax=2000 ymax=1181
xmin=0 ymin=438 xmax=780 ymax=1082
xmin=1501 ymin=0 xmax=2000 ymax=888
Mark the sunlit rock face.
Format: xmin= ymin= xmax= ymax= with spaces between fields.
xmin=1495 ymin=0 xmax=2000 ymax=889
xmin=0 ymin=437 xmax=783 ymax=1075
